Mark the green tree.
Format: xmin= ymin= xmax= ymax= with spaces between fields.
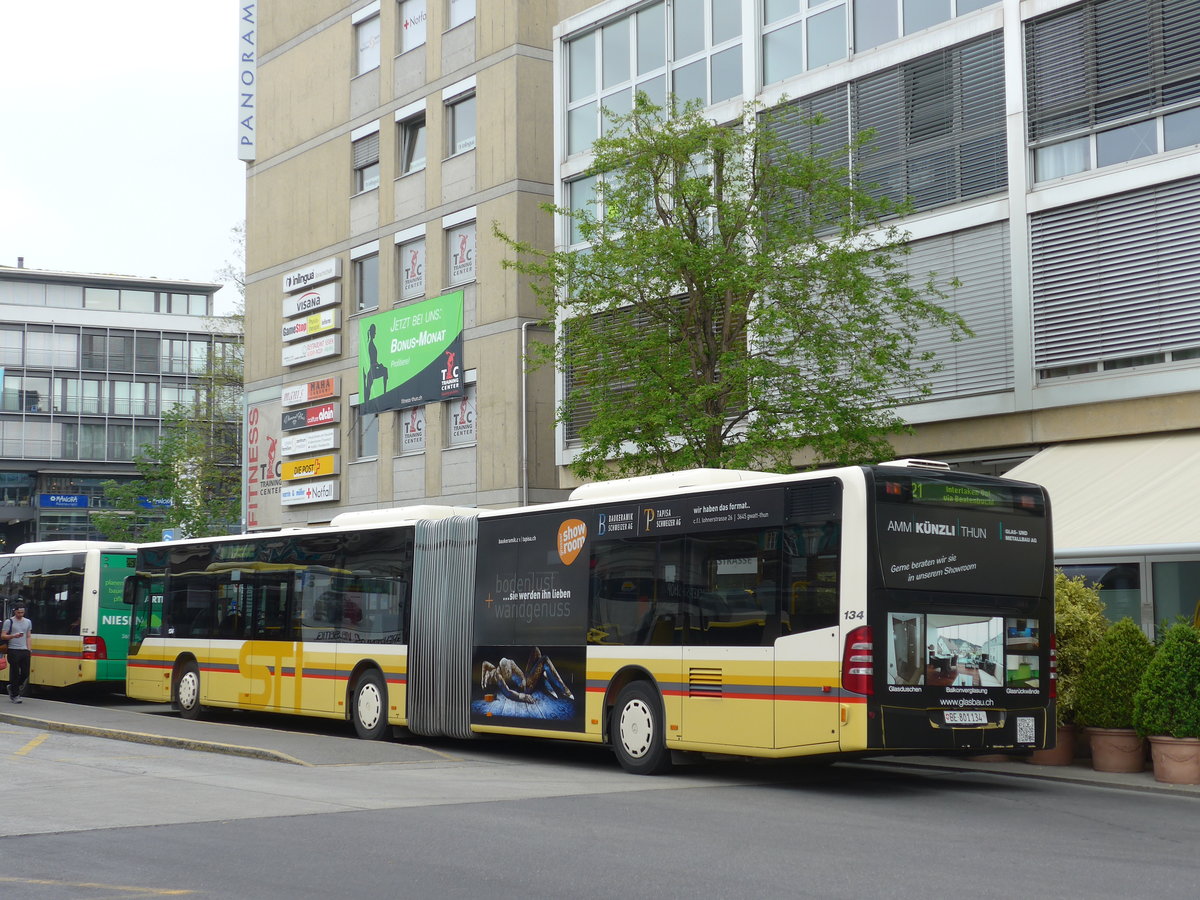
xmin=94 ymin=224 xmax=245 ymax=540
xmin=497 ymin=97 xmax=967 ymax=480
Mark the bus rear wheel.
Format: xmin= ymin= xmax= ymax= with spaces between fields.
xmin=612 ymin=682 xmax=671 ymax=775
xmin=352 ymin=669 xmax=388 ymax=740
xmin=174 ymin=661 xmax=202 ymax=720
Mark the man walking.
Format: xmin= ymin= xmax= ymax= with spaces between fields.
xmin=2 ymin=606 xmax=32 ymax=702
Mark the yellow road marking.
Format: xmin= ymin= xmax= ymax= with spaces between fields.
xmin=0 ymin=876 xmax=192 ymax=894
xmin=14 ymin=732 xmax=49 ymax=756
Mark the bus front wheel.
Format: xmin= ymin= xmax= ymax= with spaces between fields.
xmin=612 ymin=682 xmax=671 ymax=775
xmin=351 ymin=669 xmax=388 ymax=740
xmin=174 ymin=661 xmax=202 ymax=720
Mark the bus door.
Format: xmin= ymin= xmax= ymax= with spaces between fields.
xmin=229 ymin=572 xmax=305 ymax=713
xmin=680 ymin=530 xmax=776 ymax=750
xmin=96 ymin=552 xmax=136 ymax=680
xmin=774 ymin=516 xmax=841 ymax=749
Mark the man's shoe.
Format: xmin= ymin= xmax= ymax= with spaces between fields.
xmin=10 ymin=695 xmax=19 ymax=703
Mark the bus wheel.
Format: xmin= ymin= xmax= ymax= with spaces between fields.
xmin=612 ymin=682 xmax=671 ymax=775
xmin=352 ymin=670 xmax=388 ymax=740
xmin=174 ymin=661 xmax=202 ymax=720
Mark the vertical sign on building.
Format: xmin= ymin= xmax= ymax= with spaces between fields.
xmin=238 ymin=2 xmax=257 ymax=160
xmin=245 ymin=400 xmax=282 ymax=530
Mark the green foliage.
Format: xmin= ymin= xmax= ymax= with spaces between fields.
xmin=1074 ymin=617 xmax=1156 ymax=730
xmin=497 ymin=96 xmax=968 ymax=480
xmin=1132 ymin=622 xmax=1200 ymax=738
xmin=1053 ymin=571 xmax=1109 ymax=726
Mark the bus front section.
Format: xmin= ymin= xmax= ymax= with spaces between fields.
xmin=856 ymin=466 xmax=1054 ymax=757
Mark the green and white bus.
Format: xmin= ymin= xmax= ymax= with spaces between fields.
xmin=1 ymin=541 xmax=139 ymax=691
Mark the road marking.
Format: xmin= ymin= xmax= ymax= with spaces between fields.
xmin=14 ymin=732 xmax=49 ymax=756
xmin=0 ymin=876 xmax=192 ymax=894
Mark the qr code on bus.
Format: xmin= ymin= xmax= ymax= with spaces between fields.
xmin=1016 ymin=717 xmax=1035 ymax=744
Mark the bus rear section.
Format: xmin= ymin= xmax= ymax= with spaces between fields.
xmin=0 ymin=541 xmax=138 ymax=690
xmin=851 ymin=466 xmax=1054 ymax=756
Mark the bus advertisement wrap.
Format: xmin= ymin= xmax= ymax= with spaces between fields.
xmin=473 ymin=513 xmax=591 ymax=732
xmin=358 ymin=291 xmax=464 ymax=414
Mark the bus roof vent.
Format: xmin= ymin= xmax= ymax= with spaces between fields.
xmin=876 ymin=458 xmax=952 ymax=471
xmin=569 ymin=468 xmax=778 ymax=502
xmin=330 ymin=504 xmax=480 ymax=527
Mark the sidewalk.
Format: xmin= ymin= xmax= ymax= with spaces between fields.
xmin=870 ymin=753 xmax=1200 ymax=797
xmin=2 ymin=696 xmax=1198 ymax=793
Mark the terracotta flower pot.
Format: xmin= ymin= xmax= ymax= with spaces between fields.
xmin=1148 ymin=735 xmax=1200 ymax=784
xmin=1028 ymin=724 xmax=1076 ymax=766
xmin=1086 ymin=727 xmax=1146 ymax=773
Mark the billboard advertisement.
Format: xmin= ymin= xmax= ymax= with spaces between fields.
xmin=358 ymin=290 xmax=464 ymax=414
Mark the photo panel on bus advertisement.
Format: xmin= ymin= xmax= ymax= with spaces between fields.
xmin=886 ymin=613 xmax=1042 ymax=692
xmin=875 ymin=479 xmax=1048 ymax=597
xmin=473 ymin=513 xmax=590 ymax=730
xmin=358 ymin=291 xmax=464 ymax=415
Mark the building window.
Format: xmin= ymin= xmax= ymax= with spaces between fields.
xmin=398 ymin=238 xmax=426 ymax=300
xmin=355 ymin=252 xmax=380 ymax=312
xmin=446 ymin=221 xmax=476 ymax=286
xmin=566 ymin=0 xmax=750 ymax=158
xmin=446 ymin=92 xmax=476 ymax=156
xmin=399 ymin=114 xmax=427 ymax=174
xmin=765 ymin=3 xmax=848 ymax=84
xmin=397 ymin=405 xmax=426 ymax=453
xmin=84 ymin=288 xmax=120 ymax=310
xmin=1027 ymin=0 xmax=1200 ymax=182
xmin=399 ymin=0 xmax=427 ymax=52
xmin=356 ymin=408 xmax=379 ymax=459
xmin=447 ymin=384 xmax=476 ymax=447
xmin=448 ymin=0 xmax=475 ymax=29
xmin=0 ymin=328 xmax=22 ymax=366
xmin=852 ymin=32 xmax=1005 ymax=210
xmin=355 ymin=12 xmax=381 ymax=75
xmin=353 ymin=131 xmax=381 ymax=193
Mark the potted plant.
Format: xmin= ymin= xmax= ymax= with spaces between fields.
xmin=1132 ymin=622 xmax=1200 ymax=784
xmin=1074 ymin=617 xmax=1155 ymax=772
xmin=1029 ymin=572 xmax=1108 ymax=765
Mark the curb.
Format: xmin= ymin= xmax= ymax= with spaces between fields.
xmin=0 ymin=712 xmax=311 ymax=766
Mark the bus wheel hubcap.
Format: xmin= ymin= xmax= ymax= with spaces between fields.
xmin=179 ymin=672 xmax=198 ymax=709
xmin=358 ymin=683 xmax=381 ymax=729
xmin=620 ymin=699 xmax=653 ymax=759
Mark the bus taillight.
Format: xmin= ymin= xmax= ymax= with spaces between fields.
xmin=842 ymin=626 xmax=874 ymax=696
xmin=82 ymin=636 xmax=108 ymax=660
xmin=1049 ymin=633 xmax=1057 ymax=700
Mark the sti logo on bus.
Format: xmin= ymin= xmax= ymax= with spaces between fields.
xmin=557 ymin=519 xmax=586 ymax=566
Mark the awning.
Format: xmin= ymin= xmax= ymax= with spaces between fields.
xmin=1005 ymin=431 xmax=1200 ymax=552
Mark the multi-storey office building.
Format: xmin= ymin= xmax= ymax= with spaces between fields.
xmin=242 ymin=1 xmax=1200 ymax=631
xmin=552 ymin=0 xmax=1200 ymax=632
xmin=241 ymin=1 xmax=562 ymax=531
xmin=0 ymin=265 xmax=232 ymax=547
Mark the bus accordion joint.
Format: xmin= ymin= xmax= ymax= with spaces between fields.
xmin=842 ymin=625 xmax=874 ymax=695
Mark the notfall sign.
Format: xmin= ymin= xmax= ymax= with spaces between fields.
xmin=281 ymin=479 xmax=341 ymax=506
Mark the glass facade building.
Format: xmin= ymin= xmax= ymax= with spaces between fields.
xmin=0 ymin=267 xmax=234 ymax=546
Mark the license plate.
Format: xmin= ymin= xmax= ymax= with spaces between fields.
xmin=944 ymin=710 xmax=987 ymax=725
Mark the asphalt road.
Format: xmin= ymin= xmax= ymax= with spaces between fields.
xmin=3 ymin=694 xmax=1200 ymax=900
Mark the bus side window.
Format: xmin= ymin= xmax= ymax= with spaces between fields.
xmin=782 ymin=522 xmax=840 ymax=634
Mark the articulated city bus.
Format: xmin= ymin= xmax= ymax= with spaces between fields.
xmin=1 ymin=541 xmax=139 ymax=691
xmin=125 ymin=461 xmax=1054 ymax=773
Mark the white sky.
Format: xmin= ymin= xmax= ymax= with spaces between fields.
xmin=0 ymin=2 xmax=246 ymax=315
